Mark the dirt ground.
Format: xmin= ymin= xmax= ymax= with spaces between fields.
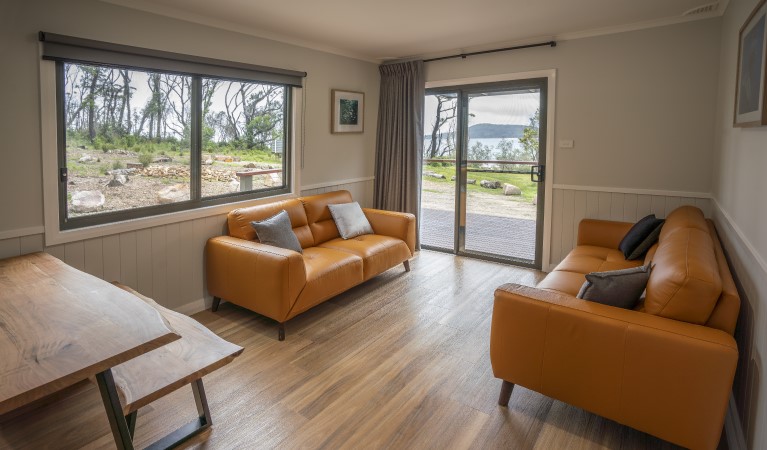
xmin=67 ymin=148 xmax=281 ymax=216
xmin=421 ymin=178 xmax=538 ymax=220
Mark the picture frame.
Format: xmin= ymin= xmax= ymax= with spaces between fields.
xmin=331 ymin=89 xmax=365 ymax=133
xmin=734 ymin=0 xmax=767 ymax=127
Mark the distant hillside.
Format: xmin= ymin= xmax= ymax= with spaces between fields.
xmin=468 ymin=123 xmax=528 ymax=139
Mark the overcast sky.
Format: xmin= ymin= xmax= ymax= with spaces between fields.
xmin=424 ymin=90 xmax=539 ymax=132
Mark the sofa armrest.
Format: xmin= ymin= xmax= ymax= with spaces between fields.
xmin=490 ymin=283 xmax=737 ymax=450
xmin=205 ymin=236 xmax=306 ymax=322
xmin=577 ymin=219 xmax=633 ymax=249
xmin=363 ymin=208 xmax=416 ymax=255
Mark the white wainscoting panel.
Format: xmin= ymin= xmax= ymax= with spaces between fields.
xmin=0 ymin=178 xmax=374 ymax=314
xmin=548 ymin=187 xmax=712 ymax=269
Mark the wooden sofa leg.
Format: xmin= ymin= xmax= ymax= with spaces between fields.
xmin=403 ymin=260 xmax=411 ymax=272
xmin=278 ymin=323 xmax=285 ymax=341
xmin=211 ymin=297 xmax=221 ymax=312
xmin=498 ymin=380 xmax=515 ymax=407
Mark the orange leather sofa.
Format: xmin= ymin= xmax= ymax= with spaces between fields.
xmin=490 ymin=206 xmax=739 ymax=450
xmin=206 ymin=190 xmax=415 ymax=340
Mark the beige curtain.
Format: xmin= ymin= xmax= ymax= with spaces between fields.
xmin=374 ymin=60 xmax=425 ymax=246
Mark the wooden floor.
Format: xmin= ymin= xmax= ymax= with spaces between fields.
xmin=0 ymin=250 xmax=688 ymax=449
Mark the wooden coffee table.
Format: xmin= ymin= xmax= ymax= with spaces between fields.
xmin=0 ymin=252 xmax=180 ymax=447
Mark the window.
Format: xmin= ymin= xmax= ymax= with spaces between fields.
xmin=42 ymin=32 xmax=304 ymax=230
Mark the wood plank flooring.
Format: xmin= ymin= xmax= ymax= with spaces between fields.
xmin=0 ymin=250 xmax=686 ymax=449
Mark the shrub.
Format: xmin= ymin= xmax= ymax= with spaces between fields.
xmin=100 ymin=163 xmax=111 ymax=175
xmin=138 ymin=152 xmax=153 ymax=168
xmin=112 ymin=160 xmax=124 ymax=170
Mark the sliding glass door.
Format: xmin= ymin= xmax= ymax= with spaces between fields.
xmin=420 ymin=78 xmax=547 ymax=268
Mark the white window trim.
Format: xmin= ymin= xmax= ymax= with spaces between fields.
xmin=425 ymin=69 xmax=557 ymax=271
xmin=39 ymin=60 xmax=303 ymax=246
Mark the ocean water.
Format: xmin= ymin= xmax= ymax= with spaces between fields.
xmin=424 ymin=137 xmax=522 ymax=159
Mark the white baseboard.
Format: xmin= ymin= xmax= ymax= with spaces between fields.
xmin=173 ymin=297 xmax=209 ymax=316
xmin=726 ymin=393 xmax=748 ymax=450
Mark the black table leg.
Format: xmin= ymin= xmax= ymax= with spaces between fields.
xmin=96 ymin=369 xmax=135 ymax=450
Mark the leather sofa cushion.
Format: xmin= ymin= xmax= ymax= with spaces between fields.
xmin=288 ymin=247 xmax=363 ymax=319
xmin=659 ymin=205 xmax=709 ymax=241
xmin=644 ymin=228 xmax=722 ymax=324
xmin=302 ymin=191 xmax=353 ymax=245
xmin=319 ymin=235 xmax=411 ymax=281
xmin=227 ymin=199 xmax=314 ymax=248
xmin=555 ymin=246 xmax=643 ymax=274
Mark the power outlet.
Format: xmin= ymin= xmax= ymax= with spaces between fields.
xmin=559 ymin=139 xmax=575 ymax=149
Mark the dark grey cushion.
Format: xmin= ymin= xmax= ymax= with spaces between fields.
xmin=576 ymin=265 xmax=653 ymax=309
xmin=627 ymin=220 xmax=664 ymax=260
xmin=618 ymin=214 xmax=665 ymax=259
xmin=328 ymin=202 xmax=374 ymax=239
xmin=250 ymin=210 xmax=303 ymax=253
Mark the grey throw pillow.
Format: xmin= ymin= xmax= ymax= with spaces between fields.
xmin=328 ymin=202 xmax=374 ymax=239
xmin=250 ymin=210 xmax=303 ymax=253
xmin=576 ymin=265 xmax=653 ymax=309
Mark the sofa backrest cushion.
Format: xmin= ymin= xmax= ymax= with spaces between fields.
xmin=703 ymin=221 xmax=740 ymax=334
xmin=302 ymin=190 xmax=353 ymax=245
xmin=644 ymin=217 xmax=722 ymax=324
xmin=659 ymin=205 xmax=709 ymax=241
xmin=227 ymin=198 xmax=314 ymax=248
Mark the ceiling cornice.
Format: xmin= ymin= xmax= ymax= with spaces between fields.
xmin=99 ymin=0 xmax=728 ymax=65
xmin=98 ymin=0 xmax=381 ymax=64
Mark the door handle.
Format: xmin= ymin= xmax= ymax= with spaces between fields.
xmin=531 ymin=165 xmax=545 ymax=183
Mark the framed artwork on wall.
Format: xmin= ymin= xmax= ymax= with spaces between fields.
xmin=734 ymin=0 xmax=767 ymax=127
xmin=331 ymin=89 xmax=365 ymax=133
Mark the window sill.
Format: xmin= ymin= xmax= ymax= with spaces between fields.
xmin=44 ymin=192 xmax=297 ymax=246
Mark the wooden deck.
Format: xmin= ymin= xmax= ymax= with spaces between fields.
xmin=0 ymin=251 xmax=689 ymax=449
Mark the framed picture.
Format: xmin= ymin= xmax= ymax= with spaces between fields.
xmin=331 ymin=89 xmax=364 ymax=133
xmin=734 ymin=0 xmax=767 ymax=127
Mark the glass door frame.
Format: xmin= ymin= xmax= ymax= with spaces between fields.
xmin=422 ymin=77 xmax=548 ymax=269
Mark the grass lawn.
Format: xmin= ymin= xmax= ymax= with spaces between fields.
xmin=422 ymin=164 xmax=538 ymax=201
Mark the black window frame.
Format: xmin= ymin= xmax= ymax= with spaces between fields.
xmin=54 ymin=60 xmax=294 ymax=230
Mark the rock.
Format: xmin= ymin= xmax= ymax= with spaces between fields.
xmin=243 ymin=162 xmax=257 ymax=168
xmin=154 ymin=155 xmax=172 ymax=163
xmin=451 ymin=176 xmax=456 ymax=181
xmin=127 ymin=162 xmax=143 ymax=169
xmin=107 ymin=168 xmax=136 ymax=176
xmin=215 ymin=155 xmax=234 ymax=162
xmin=480 ymin=180 xmax=501 ymax=189
xmin=78 ymin=145 xmax=87 ymax=150
xmin=203 ymin=158 xmax=213 ymax=165
xmin=71 ymin=191 xmax=104 ymax=213
xmin=232 ymin=156 xmax=241 ymax=162
xmin=423 ymin=171 xmax=445 ymax=179
xmin=107 ymin=174 xmax=128 ymax=187
xmin=117 ymin=150 xmax=129 ymax=155
xmin=157 ymin=184 xmax=190 ymax=204
xmin=79 ymin=155 xmax=97 ymax=163
xmin=467 ymin=179 xmax=476 ymax=185
xmin=503 ymin=183 xmax=522 ymax=195
xmin=532 ymin=194 xmax=538 ymax=205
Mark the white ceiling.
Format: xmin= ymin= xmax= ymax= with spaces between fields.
xmin=101 ymin=0 xmax=725 ymax=62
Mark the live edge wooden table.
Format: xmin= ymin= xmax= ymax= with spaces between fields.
xmin=0 ymin=252 xmax=184 ymax=449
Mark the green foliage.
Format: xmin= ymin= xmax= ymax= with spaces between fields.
xmin=468 ymin=142 xmax=492 ymax=162
xmin=112 ymin=160 xmax=124 ymax=171
xmin=138 ymin=151 xmax=153 ymax=168
xmin=100 ymin=163 xmax=111 ymax=175
xmin=518 ymin=108 xmax=540 ymax=161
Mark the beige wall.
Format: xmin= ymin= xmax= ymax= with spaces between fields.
xmin=0 ymin=0 xmax=380 ymax=234
xmin=425 ymin=19 xmax=721 ymax=193
xmin=711 ymin=0 xmax=767 ymax=448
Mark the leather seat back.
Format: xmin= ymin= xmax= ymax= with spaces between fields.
xmin=301 ymin=190 xmax=353 ymax=245
xmin=644 ymin=206 xmax=722 ymax=325
xmin=226 ymin=198 xmax=314 ymax=248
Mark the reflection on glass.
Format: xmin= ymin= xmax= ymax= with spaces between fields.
xmin=63 ymin=63 xmax=192 ymax=217
xmin=201 ymin=79 xmax=286 ymax=198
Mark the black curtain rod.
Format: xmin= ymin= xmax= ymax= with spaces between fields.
xmin=423 ymin=41 xmax=557 ymax=63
